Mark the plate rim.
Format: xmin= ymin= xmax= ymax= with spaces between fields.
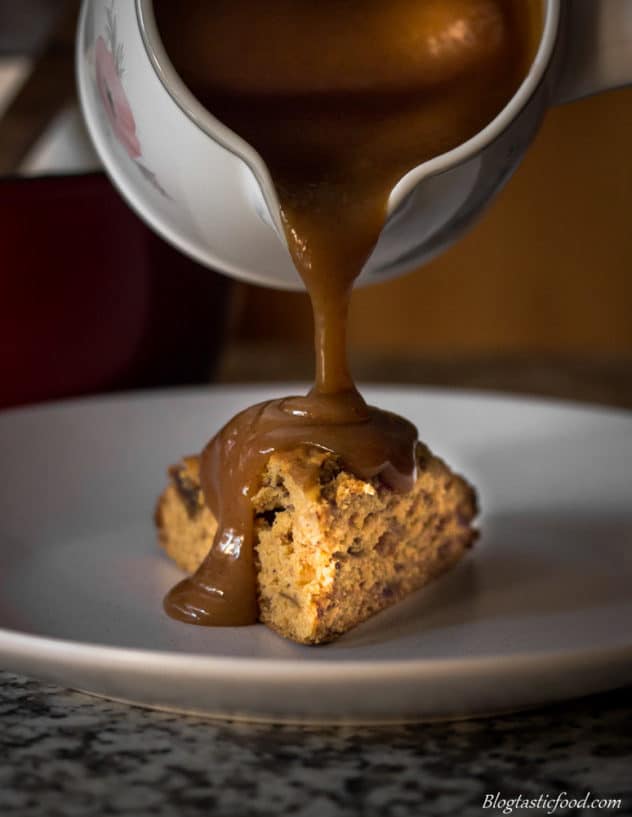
xmin=2 ymin=382 xmax=632 ymax=421
xmin=2 ymin=623 xmax=632 ymax=682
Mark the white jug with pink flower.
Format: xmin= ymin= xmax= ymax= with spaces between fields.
xmin=77 ymin=0 xmax=632 ymax=290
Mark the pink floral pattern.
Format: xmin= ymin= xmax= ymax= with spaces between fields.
xmin=95 ymin=36 xmax=141 ymax=159
xmin=94 ymin=3 xmax=169 ymax=198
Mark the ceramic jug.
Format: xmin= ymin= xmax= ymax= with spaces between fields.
xmin=77 ymin=0 xmax=632 ymax=289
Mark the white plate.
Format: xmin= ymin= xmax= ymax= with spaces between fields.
xmin=1 ymin=386 xmax=631 ymax=724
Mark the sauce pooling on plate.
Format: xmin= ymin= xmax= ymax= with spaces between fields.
xmin=154 ymin=0 xmax=541 ymax=625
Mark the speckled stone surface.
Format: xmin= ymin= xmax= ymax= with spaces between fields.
xmin=0 ymin=672 xmax=630 ymax=817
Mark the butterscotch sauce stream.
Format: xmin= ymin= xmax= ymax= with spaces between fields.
xmin=156 ymin=0 xmax=540 ymax=625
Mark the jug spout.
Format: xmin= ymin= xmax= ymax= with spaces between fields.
xmin=554 ymin=0 xmax=632 ymax=104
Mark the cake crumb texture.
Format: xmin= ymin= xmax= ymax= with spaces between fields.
xmin=155 ymin=443 xmax=478 ymax=644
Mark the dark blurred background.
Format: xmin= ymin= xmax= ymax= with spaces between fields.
xmin=0 ymin=0 xmax=233 ymax=409
xmin=1 ymin=0 xmax=631 ymax=410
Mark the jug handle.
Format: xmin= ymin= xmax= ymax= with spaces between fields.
xmin=553 ymin=0 xmax=632 ymax=104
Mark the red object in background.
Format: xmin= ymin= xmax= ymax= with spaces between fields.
xmin=0 ymin=173 xmax=232 ymax=409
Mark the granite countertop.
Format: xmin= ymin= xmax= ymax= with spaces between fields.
xmin=1 ymin=671 xmax=630 ymax=817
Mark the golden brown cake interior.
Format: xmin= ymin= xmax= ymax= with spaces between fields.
xmin=155 ymin=443 xmax=478 ymax=644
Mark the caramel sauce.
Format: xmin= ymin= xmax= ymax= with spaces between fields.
xmin=155 ymin=0 xmax=540 ymax=626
